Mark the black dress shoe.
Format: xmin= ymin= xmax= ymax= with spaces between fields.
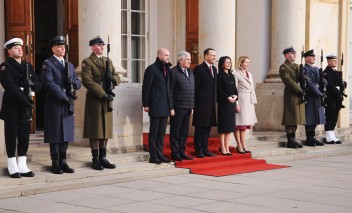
xmin=219 ymin=147 xmax=228 ymax=155
xmin=313 ymin=138 xmax=324 ymax=146
xmin=324 ymin=141 xmax=335 ymax=144
xmin=226 ymin=153 xmax=233 ymax=156
xmin=9 ymin=172 xmax=21 ymax=178
xmin=158 ymin=156 xmax=171 ymax=163
xmin=20 ymin=171 xmax=35 ymax=177
xmin=195 ymin=152 xmax=204 ymax=158
xmin=149 ymin=159 xmax=162 ymax=164
xmin=180 ymin=153 xmax=193 ymax=160
xmin=171 ymin=155 xmax=183 ymax=162
xmin=335 ymin=140 xmax=342 ymax=144
xmin=100 ymin=158 xmax=116 ymax=169
xmin=203 ymin=151 xmax=216 ymax=157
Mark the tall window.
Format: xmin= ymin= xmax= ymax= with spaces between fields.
xmin=121 ymin=0 xmax=148 ymax=83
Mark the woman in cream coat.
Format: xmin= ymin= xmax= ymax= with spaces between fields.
xmin=233 ymin=56 xmax=257 ymax=153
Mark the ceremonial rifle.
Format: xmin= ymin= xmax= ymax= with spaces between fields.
xmin=339 ymin=52 xmax=347 ymax=98
xmin=318 ymin=49 xmax=327 ymax=106
xmin=299 ymin=48 xmax=307 ymax=104
xmin=24 ymin=34 xmax=35 ymax=121
xmin=103 ymin=35 xmax=117 ymax=112
xmin=64 ymin=34 xmax=77 ymax=115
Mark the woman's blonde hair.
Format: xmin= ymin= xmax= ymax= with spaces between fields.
xmin=237 ymin=56 xmax=250 ymax=69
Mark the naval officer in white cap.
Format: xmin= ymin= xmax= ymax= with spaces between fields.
xmin=0 ymin=38 xmax=41 ymax=178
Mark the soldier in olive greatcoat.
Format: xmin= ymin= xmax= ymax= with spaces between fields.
xmin=81 ymin=36 xmax=120 ymax=170
xmin=279 ymin=46 xmax=306 ymax=148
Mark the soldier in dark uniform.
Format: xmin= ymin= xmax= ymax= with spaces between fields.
xmin=41 ymin=36 xmax=82 ymax=174
xmin=81 ymin=36 xmax=120 ymax=170
xmin=302 ymin=49 xmax=325 ymax=146
xmin=323 ymin=54 xmax=344 ymax=144
xmin=279 ymin=46 xmax=306 ymax=148
xmin=0 ymin=38 xmax=41 ymax=178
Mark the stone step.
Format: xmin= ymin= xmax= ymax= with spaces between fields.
xmin=0 ymin=161 xmax=177 ymax=188
xmin=0 ymin=166 xmax=189 ymax=199
xmin=251 ymin=141 xmax=352 ymax=161
xmin=263 ymin=147 xmax=352 ymax=164
xmin=0 ymin=151 xmax=150 ymax=175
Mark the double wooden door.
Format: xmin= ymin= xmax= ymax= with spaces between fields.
xmin=4 ymin=0 xmax=78 ymax=133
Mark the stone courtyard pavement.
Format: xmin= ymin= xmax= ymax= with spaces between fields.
xmin=0 ymin=154 xmax=352 ymax=213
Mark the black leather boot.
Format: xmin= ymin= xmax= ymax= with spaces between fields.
xmin=91 ymin=149 xmax=104 ymax=170
xmin=287 ymin=133 xmax=303 ymax=148
xmin=59 ymin=152 xmax=75 ymax=173
xmin=305 ymin=131 xmax=316 ymax=147
xmin=311 ymin=131 xmax=324 ymax=146
xmin=99 ymin=148 xmax=116 ymax=169
xmin=51 ymin=153 xmax=63 ymax=174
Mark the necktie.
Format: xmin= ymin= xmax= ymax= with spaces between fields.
xmin=61 ymin=60 xmax=64 ymax=65
xmin=209 ymin=65 xmax=214 ymax=78
xmin=163 ymin=66 xmax=166 ymax=77
xmin=184 ymin=69 xmax=188 ymax=78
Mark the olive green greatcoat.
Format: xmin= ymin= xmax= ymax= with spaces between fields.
xmin=81 ymin=53 xmax=121 ymax=139
xmin=279 ymin=60 xmax=306 ymax=125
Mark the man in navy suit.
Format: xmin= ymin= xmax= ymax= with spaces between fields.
xmin=192 ymin=48 xmax=217 ymax=158
xmin=142 ymin=48 xmax=171 ymax=164
xmin=169 ymin=51 xmax=195 ymax=161
xmin=41 ymin=35 xmax=81 ymax=174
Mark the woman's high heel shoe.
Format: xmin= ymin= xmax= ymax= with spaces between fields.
xmin=243 ymin=148 xmax=251 ymax=153
xmin=236 ymin=147 xmax=246 ymax=154
xmin=219 ymin=147 xmax=228 ymax=155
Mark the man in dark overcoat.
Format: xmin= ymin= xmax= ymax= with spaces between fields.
xmin=279 ymin=46 xmax=306 ymax=148
xmin=81 ymin=36 xmax=121 ymax=170
xmin=169 ymin=51 xmax=194 ymax=161
xmin=41 ymin=35 xmax=81 ymax=174
xmin=0 ymin=38 xmax=41 ymax=178
xmin=302 ymin=49 xmax=325 ymax=146
xmin=142 ymin=48 xmax=171 ymax=164
xmin=192 ymin=48 xmax=217 ymax=158
xmin=323 ymin=54 xmax=344 ymax=144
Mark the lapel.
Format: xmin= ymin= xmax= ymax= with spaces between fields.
xmin=202 ymin=61 xmax=214 ymax=79
xmin=239 ymin=70 xmax=251 ymax=85
xmin=177 ymin=65 xmax=189 ymax=78
xmin=50 ymin=56 xmax=65 ymax=70
xmin=90 ymin=53 xmax=104 ymax=69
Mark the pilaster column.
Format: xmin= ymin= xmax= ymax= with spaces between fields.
xmin=255 ymin=0 xmax=306 ymax=131
xmin=265 ymin=0 xmax=306 ymax=83
xmin=195 ymin=0 xmax=236 ymax=138
xmin=78 ymin=0 xmax=126 ymax=79
xmin=198 ymin=0 xmax=236 ymax=64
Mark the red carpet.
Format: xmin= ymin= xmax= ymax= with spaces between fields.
xmin=143 ymin=133 xmax=289 ymax=177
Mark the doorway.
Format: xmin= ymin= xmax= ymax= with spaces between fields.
xmin=34 ymin=0 xmax=64 ymax=130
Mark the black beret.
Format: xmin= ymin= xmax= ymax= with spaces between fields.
xmin=282 ymin=46 xmax=296 ymax=55
xmin=89 ymin=36 xmax=105 ymax=46
xmin=49 ymin=35 xmax=66 ymax=48
xmin=303 ymin=49 xmax=315 ymax=57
